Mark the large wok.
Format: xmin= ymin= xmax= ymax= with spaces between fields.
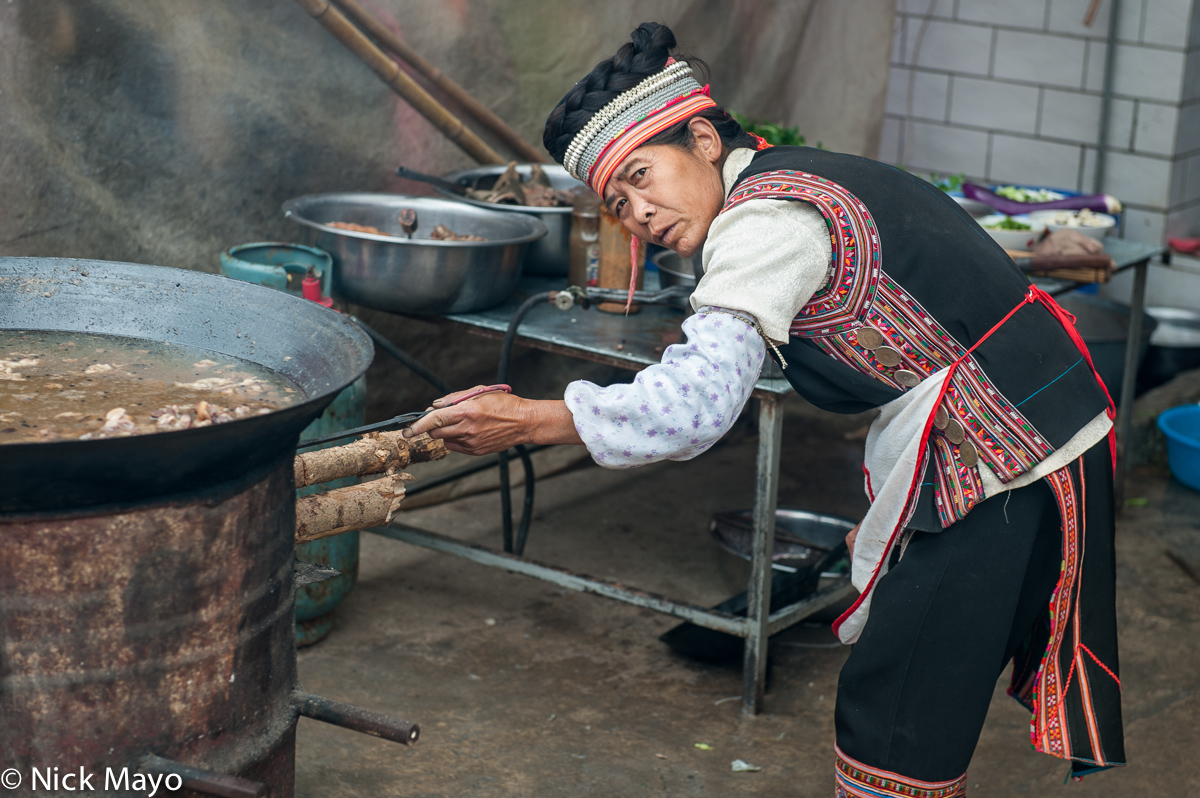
xmin=0 ymin=257 xmax=373 ymax=513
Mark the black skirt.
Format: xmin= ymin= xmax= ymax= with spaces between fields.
xmin=833 ymin=440 xmax=1123 ymax=793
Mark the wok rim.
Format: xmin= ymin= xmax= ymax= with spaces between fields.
xmin=0 ymin=257 xmax=373 ymax=503
xmin=283 ymin=192 xmax=549 ymax=246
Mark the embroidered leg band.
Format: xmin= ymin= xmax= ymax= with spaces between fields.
xmin=835 ymin=746 xmax=966 ymax=798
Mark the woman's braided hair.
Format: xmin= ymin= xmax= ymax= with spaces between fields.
xmin=542 ymin=22 xmax=756 ymax=165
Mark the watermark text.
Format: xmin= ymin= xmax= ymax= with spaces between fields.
xmin=1 ymin=766 xmax=182 ymax=796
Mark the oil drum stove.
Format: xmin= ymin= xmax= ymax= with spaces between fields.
xmin=1 ymin=258 xmax=423 ymax=797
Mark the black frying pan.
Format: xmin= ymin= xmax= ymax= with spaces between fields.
xmin=0 ymin=257 xmax=373 ymax=513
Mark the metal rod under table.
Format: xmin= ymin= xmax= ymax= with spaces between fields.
xmin=387 ymin=278 xmax=841 ymax=715
xmin=1039 ymin=239 xmax=1164 ymax=502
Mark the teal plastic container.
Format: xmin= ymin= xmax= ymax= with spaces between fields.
xmin=220 ymin=242 xmax=332 ymax=299
xmin=293 ymin=377 xmax=367 ymax=646
xmin=220 ymin=242 xmax=364 ymax=646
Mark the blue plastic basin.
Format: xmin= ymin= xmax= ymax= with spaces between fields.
xmin=1158 ymin=404 xmax=1200 ymax=491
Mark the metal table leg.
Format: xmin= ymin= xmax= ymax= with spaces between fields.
xmin=1115 ymin=259 xmax=1149 ymax=503
xmin=742 ymin=394 xmax=784 ymax=715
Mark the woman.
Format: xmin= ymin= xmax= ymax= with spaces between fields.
xmin=404 ymin=22 xmax=1123 ymax=795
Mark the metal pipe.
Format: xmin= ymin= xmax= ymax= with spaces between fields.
xmin=332 ymin=0 xmax=547 ymax=163
xmin=1114 ymin=260 xmax=1148 ymax=503
xmin=407 ymin=452 xmax=502 ymax=495
xmin=291 ymin=0 xmax=504 ymax=165
xmin=404 ymin=444 xmax=550 ymax=496
xmin=352 ymin=316 xmax=453 ymax=394
xmin=139 ymin=754 xmax=266 ymax=798
xmin=766 ymin=578 xmax=856 ymax=637
xmin=497 ymin=292 xmax=554 ymax=553
xmin=582 ymin=284 xmax=690 ymax=306
xmin=1093 ymin=0 xmax=1121 ymax=194
xmin=354 ymin=314 xmax=538 ymax=555
xmin=499 ymin=447 xmax=515 ymax=553
xmin=513 ymin=445 xmax=536 ymax=555
xmin=293 ymin=690 xmax=420 ymax=745
xmin=372 ymin=524 xmax=750 ymax=636
xmin=743 ymin=394 xmax=784 ymax=715
xmin=496 ymin=445 xmax=541 ymax=556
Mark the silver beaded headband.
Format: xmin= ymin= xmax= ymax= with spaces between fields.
xmin=562 ymin=60 xmax=702 ymax=184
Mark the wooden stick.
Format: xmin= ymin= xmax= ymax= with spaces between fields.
xmin=295 ymin=473 xmax=411 ymax=543
xmin=294 ymin=431 xmax=445 ymax=488
xmin=1004 ymin=249 xmax=1115 ymax=284
xmin=293 ymin=0 xmax=504 ymax=165
xmin=332 ymin=0 xmax=546 ymax=164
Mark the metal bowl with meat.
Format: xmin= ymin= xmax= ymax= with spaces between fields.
xmin=284 ymin=193 xmax=546 ymax=314
xmin=439 ymin=163 xmax=586 ymax=276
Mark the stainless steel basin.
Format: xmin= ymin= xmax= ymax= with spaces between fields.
xmin=439 ymin=164 xmax=584 ymax=276
xmin=283 ymin=193 xmax=546 ymax=314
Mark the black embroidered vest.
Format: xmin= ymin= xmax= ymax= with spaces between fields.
xmin=723 ymin=147 xmax=1111 ymax=528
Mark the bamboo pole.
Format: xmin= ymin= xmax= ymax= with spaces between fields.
xmin=293 ymin=0 xmax=504 ymax=165
xmin=333 ymin=0 xmax=547 ymax=164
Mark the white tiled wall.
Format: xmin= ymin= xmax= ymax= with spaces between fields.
xmin=885 ymin=0 xmax=1200 ymax=246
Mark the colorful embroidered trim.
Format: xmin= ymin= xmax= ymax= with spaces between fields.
xmin=834 ymin=746 xmax=967 ymax=798
xmin=726 ymin=170 xmax=881 ymax=333
xmin=831 ymin=286 xmax=1057 ymax=641
xmin=813 ymin=279 xmax=1055 ymax=524
xmin=1012 ymin=458 xmax=1121 ymax=767
xmin=721 ymin=171 xmax=1054 ymax=526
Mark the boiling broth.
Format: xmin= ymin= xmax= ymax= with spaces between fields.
xmin=0 ymin=330 xmax=303 ymax=444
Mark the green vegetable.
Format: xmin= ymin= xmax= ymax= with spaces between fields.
xmin=730 ymin=112 xmax=823 ymax=149
xmin=985 ymin=216 xmax=1032 ymax=230
xmin=994 ymin=185 xmax=1065 ymax=203
xmin=929 ymin=173 xmax=965 ymax=192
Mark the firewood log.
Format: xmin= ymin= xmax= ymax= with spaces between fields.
xmin=293 ymin=431 xmax=445 ymax=488
xmin=295 ymin=472 xmax=415 ymax=543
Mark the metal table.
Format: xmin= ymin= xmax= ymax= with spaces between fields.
xmin=374 ymin=275 xmax=852 ymax=715
xmin=375 ymin=239 xmax=1162 ymax=715
xmin=1034 ymin=238 xmax=1166 ymax=501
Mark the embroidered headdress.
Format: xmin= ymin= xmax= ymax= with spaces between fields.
xmin=562 ymin=59 xmax=717 ymax=197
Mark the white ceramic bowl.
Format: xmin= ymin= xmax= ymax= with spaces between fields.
xmin=952 ymin=195 xmax=995 ymax=218
xmin=1027 ymin=209 xmax=1116 ymax=241
xmin=977 ymin=214 xmax=1046 ymax=250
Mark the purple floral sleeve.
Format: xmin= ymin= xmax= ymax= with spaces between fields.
xmin=564 ymin=308 xmax=766 ymax=468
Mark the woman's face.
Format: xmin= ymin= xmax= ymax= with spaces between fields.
xmin=601 ymin=117 xmax=726 ymax=259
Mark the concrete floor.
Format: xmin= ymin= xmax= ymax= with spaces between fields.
xmin=294 ymin=398 xmax=1200 ymax=797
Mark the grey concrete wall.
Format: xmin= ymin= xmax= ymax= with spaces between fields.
xmin=0 ymin=0 xmax=893 ymax=416
xmin=881 ymin=0 xmax=1200 ymax=248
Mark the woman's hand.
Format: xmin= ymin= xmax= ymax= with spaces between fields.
xmin=845 ymin=523 xmax=861 ymax=560
xmin=402 ymin=387 xmax=583 ymax=455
